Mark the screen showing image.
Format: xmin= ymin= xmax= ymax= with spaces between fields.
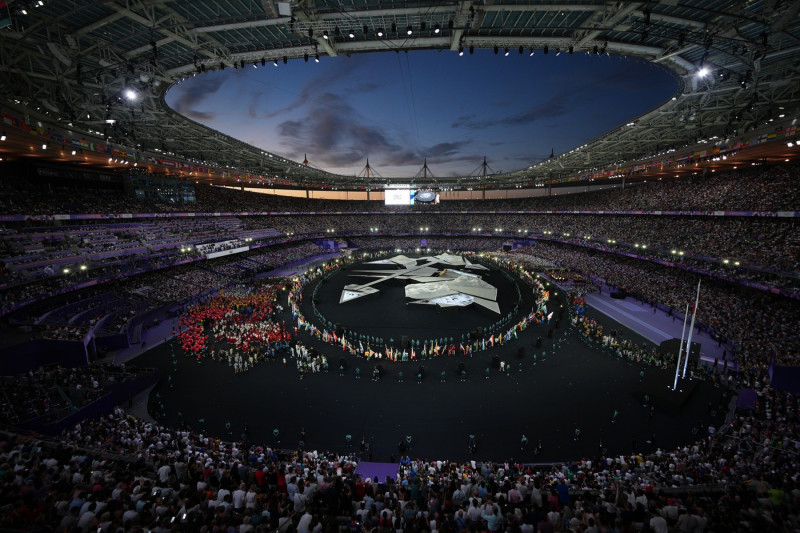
xmin=384 ymin=186 xmax=413 ymax=205
xmin=414 ymin=189 xmax=439 ymax=204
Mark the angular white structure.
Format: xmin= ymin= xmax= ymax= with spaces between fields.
xmin=340 ymin=254 xmax=501 ymax=313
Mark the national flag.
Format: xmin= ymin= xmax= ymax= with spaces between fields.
xmin=0 ymin=2 xmax=10 ymax=29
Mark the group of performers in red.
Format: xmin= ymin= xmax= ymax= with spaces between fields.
xmin=176 ymin=284 xmax=291 ymax=364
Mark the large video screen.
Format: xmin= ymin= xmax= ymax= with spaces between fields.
xmin=384 ymin=185 xmax=413 ymax=206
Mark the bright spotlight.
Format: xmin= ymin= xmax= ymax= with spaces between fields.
xmin=124 ymin=89 xmax=138 ymax=100
xmin=696 ymin=67 xmax=709 ymax=78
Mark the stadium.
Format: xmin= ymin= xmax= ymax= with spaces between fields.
xmin=0 ymin=1 xmax=799 ymax=532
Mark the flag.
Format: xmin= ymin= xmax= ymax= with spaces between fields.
xmin=0 ymin=3 xmax=11 ymax=30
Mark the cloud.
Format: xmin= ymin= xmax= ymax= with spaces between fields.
xmin=452 ymin=97 xmax=570 ymax=130
xmin=276 ymin=92 xmax=473 ymax=172
xmin=351 ymin=81 xmax=381 ymax=94
xmin=184 ymin=110 xmax=217 ymax=121
xmin=424 ymin=142 xmax=463 ymax=158
xmin=450 ymin=114 xmax=477 ymax=129
xmin=263 ymin=59 xmax=370 ymax=120
xmin=247 ymin=92 xmax=261 ymax=119
xmin=169 ymin=76 xmax=225 ymax=121
xmin=277 ymin=93 xmax=399 ymax=168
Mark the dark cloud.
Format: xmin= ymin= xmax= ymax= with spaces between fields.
xmin=424 ymin=142 xmax=463 ymax=158
xmin=452 ymin=97 xmax=570 ymax=130
xmin=263 ymin=59 xmax=368 ymax=120
xmin=277 ymin=93 xmax=400 ymax=168
xmin=184 ymin=110 xmax=217 ymax=121
xmin=247 ymin=92 xmax=260 ymax=119
xmin=450 ymin=114 xmax=477 ymax=128
xmin=169 ymin=76 xmax=225 ymax=121
xmin=351 ymin=81 xmax=381 ymax=94
xmin=277 ymin=92 xmax=472 ymax=172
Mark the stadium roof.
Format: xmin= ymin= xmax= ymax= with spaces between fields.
xmin=1 ymin=0 xmax=798 ymax=186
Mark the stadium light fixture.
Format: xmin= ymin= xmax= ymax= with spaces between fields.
xmin=124 ymin=88 xmax=137 ymax=100
xmin=315 ymin=54 xmax=320 ymax=63
xmin=434 ymin=23 xmax=440 ymax=34
xmin=349 ymin=29 xmax=355 ymax=38
xmin=504 ymin=48 xmax=510 ymax=56
xmin=377 ymin=28 xmax=384 ymax=37
xmin=697 ymin=67 xmax=709 ymax=77
xmin=458 ymin=47 xmax=464 ymax=56
xmin=323 ymin=30 xmax=329 ymax=40
xmin=0 ymin=133 xmax=5 ymax=141
xmin=407 ymin=25 xmax=412 ymax=35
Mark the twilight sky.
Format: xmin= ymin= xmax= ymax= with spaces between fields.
xmin=165 ymin=49 xmax=677 ymax=178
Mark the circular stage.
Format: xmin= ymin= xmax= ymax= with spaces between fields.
xmin=303 ymin=254 xmax=531 ymax=345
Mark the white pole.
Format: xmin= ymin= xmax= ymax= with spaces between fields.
xmin=673 ymin=303 xmax=689 ymax=390
xmin=682 ymin=280 xmax=701 ymax=378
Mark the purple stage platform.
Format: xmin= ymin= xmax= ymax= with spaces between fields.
xmin=354 ymin=462 xmax=399 ymax=483
xmin=583 ymin=290 xmax=728 ymax=368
